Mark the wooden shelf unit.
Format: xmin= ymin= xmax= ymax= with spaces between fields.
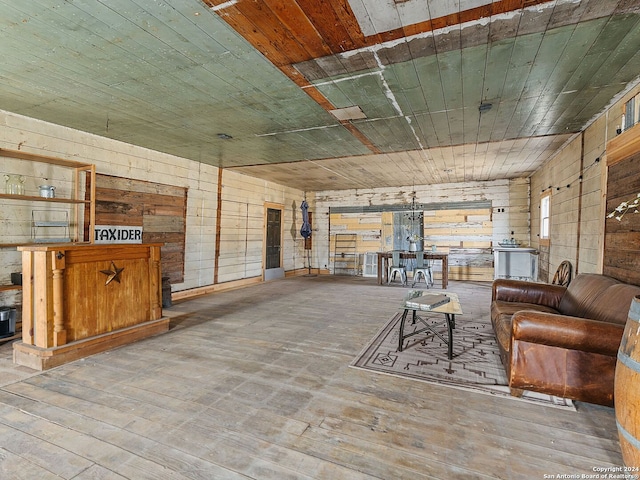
xmin=0 ymin=149 xmax=96 ymax=302
xmin=0 ymin=193 xmax=90 ymax=204
xmin=0 ymin=147 xmax=96 ymax=247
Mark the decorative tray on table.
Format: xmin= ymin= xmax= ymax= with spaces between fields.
xmin=497 ymin=242 xmax=522 ymax=248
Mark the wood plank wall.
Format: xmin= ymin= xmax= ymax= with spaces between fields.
xmin=329 ymin=206 xmax=494 ymax=281
xmin=90 ymin=174 xmax=187 ymax=284
xmin=426 ymin=208 xmax=493 ymax=281
xmin=604 ymin=151 xmax=640 ymax=286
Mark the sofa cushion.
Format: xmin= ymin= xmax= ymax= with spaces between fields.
xmin=587 ymin=284 xmax=640 ymax=325
xmin=492 ymin=279 xmax=566 ymax=309
xmin=491 ymin=300 xmax=560 ymax=353
xmin=557 ymin=274 xmax=620 ymax=318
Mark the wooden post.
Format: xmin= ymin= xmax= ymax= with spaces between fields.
xmin=33 ymin=251 xmax=50 ymax=348
xmin=149 ymin=245 xmax=162 ymax=320
xmin=51 ymin=250 xmax=67 ymax=347
xmin=20 ymin=250 xmax=34 ymax=345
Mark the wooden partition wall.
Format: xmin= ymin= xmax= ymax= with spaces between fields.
xmin=88 ymin=174 xmax=187 ymax=284
xmin=605 ymin=124 xmax=640 ymax=286
xmin=14 ymin=243 xmax=168 ymax=370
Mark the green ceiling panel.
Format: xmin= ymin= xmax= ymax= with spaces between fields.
xmin=462 ymin=107 xmax=482 ymax=145
xmin=355 ymin=117 xmax=423 ymax=152
xmin=504 ymin=97 xmax=540 ymax=139
xmin=541 ymin=19 xmax=608 ymax=94
xmin=482 ymin=41 xmax=517 ymax=104
xmin=424 ymin=110 xmax=454 ymax=146
xmin=412 ymin=112 xmax=440 ymax=149
xmin=521 ymin=28 xmax=574 ymax=99
xmin=0 ymin=0 xmax=372 ymax=166
xmin=311 ymin=79 xmax=355 ymax=108
xmin=589 ymin=14 xmax=640 ymax=56
xmin=314 ymin=71 xmax=401 ymax=119
xmin=592 ymin=18 xmax=640 ymax=85
xmin=488 ymin=102 xmax=516 ymax=142
xmin=500 ymin=34 xmax=544 ymax=102
xmin=386 ymin=60 xmax=422 ymax=94
xmin=438 ymin=51 xmax=464 ymax=111
xmin=393 ymin=86 xmax=428 ymax=117
xmin=449 ymin=111 xmax=467 ymax=145
xmin=1 ymin=0 xmax=639 ymax=179
xmin=415 ymin=54 xmax=448 ymax=113
xmin=461 ymin=44 xmax=488 ymax=107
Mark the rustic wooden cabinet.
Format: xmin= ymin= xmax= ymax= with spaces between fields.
xmin=14 ymin=243 xmax=168 ymax=370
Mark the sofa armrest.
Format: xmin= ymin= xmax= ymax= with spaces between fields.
xmin=492 ymin=279 xmax=566 ymax=309
xmin=511 ymin=310 xmax=624 ymax=356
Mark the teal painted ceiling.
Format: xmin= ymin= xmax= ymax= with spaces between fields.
xmin=0 ymin=0 xmax=639 ymax=190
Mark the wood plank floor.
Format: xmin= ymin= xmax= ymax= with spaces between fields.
xmin=0 ymin=276 xmax=623 ymax=479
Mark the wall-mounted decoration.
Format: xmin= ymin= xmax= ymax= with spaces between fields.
xmin=100 ymin=261 xmax=124 ymax=285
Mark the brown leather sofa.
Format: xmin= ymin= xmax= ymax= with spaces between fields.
xmin=491 ymin=273 xmax=640 ymax=406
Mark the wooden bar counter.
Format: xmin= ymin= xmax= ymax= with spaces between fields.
xmin=14 ymin=243 xmax=169 ymax=370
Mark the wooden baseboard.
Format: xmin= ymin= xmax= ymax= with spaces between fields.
xmin=171 ymin=277 xmax=263 ymax=302
xmin=285 ymin=268 xmax=323 ymax=277
xmin=172 ymin=269 xmax=331 ymax=302
xmin=13 ymin=317 xmax=170 ymax=371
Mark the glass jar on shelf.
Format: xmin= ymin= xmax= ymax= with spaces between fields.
xmin=4 ymin=174 xmax=25 ymax=195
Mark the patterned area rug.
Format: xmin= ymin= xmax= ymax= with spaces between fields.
xmin=351 ymin=311 xmax=575 ymax=410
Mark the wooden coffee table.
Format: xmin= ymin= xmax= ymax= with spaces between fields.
xmin=397 ymin=291 xmax=463 ymax=359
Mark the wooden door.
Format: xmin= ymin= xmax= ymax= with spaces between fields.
xmin=264 ymin=204 xmax=284 ymax=280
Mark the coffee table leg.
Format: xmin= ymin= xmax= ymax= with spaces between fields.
xmin=446 ymin=314 xmax=455 ymax=359
xmin=398 ymin=309 xmax=409 ymax=352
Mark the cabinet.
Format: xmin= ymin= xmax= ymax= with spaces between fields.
xmin=15 ymin=243 xmax=167 ymax=370
xmin=493 ymin=247 xmax=539 ymax=282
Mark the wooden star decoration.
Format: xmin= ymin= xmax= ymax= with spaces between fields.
xmin=100 ymin=261 xmax=124 ymax=285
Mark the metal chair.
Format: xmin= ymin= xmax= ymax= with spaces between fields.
xmin=411 ymin=251 xmax=433 ymax=288
xmin=387 ymin=251 xmax=407 ymax=286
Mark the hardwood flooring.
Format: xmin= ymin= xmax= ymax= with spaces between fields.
xmin=0 ymin=276 xmax=623 ymax=479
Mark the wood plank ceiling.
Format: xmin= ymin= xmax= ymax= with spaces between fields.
xmin=0 ymin=0 xmax=639 ymax=191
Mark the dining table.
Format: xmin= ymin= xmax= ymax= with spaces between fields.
xmin=376 ymin=251 xmax=449 ymax=289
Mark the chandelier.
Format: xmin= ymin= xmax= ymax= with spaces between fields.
xmin=403 ymin=191 xmax=423 ymax=222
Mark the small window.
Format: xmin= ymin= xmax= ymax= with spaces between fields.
xmin=540 ymin=193 xmax=550 ymax=245
xmin=622 ymin=94 xmax=640 ymax=131
xmin=624 ymin=97 xmax=635 ymax=131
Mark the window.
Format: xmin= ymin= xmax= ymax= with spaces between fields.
xmin=622 ymin=94 xmax=640 ymax=132
xmin=624 ymin=97 xmax=635 ymax=131
xmin=540 ymin=193 xmax=550 ymax=245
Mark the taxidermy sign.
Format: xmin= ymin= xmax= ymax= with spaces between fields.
xmin=94 ymin=225 xmax=143 ymax=244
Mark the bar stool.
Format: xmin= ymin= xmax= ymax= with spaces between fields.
xmin=387 ymin=251 xmax=407 ymax=286
xmin=412 ymin=251 xmax=433 ymax=288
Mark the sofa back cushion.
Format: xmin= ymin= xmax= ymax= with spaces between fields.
xmin=558 ymin=274 xmax=621 ymax=319
xmin=588 ymin=284 xmax=640 ymax=325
